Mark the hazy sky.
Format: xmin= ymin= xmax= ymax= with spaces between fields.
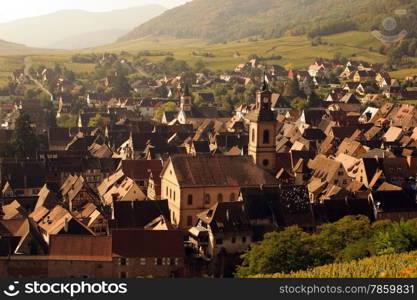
xmin=0 ymin=0 xmax=187 ymax=23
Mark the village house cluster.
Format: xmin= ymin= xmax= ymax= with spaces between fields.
xmin=1 ymin=53 xmax=417 ymax=278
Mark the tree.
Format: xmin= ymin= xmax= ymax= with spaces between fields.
xmin=88 ymin=114 xmax=108 ymax=130
xmin=236 ymin=226 xmax=317 ymax=277
xmin=10 ymin=112 xmax=39 ymax=158
xmin=45 ymin=109 xmax=57 ymax=127
xmin=112 ymin=73 xmax=131 ymax=97
xmin=236 ymin=216 xmax=373 ymax=277
xmin=154 ymin=102 xmax=177 ymax=122
xmin=282 ymin=78 xmax=299 ymax=98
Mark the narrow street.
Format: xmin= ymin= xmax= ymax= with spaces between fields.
xmin=23 ymin=56 xmax=54 ymax=100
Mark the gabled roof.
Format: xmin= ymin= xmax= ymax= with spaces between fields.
xmin=167 ymin=155 xmax=278 ymax=187
xmin=120 ymin=159 xmax=163 ymax=181
xmin=197 ymin=202 xmax=252 ymax=234
xmin=49 ymin=235 xmax=112 ymax=261
xmin=112 ymin=229 xmax=184 ymax=258
xmin=112 ymin=200 xmax=170 ymax=228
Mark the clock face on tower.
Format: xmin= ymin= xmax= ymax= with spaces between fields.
xmin=263 ymin=97 xmax=269 ymax=104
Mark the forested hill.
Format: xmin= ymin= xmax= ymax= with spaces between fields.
xmin=119 ymin=0 xmax=417 ymax=43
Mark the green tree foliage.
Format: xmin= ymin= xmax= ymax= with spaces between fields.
xmin=237 ymin=216 xmax=372 ymax=277
xmin=154 ymin=102 xmax=178 ymax=122
xmin=88 ymin=114 xmax=109 ymax=130
xmin=308 ymin=21 xmax=357 ymax=38
xmin=282 ymin=78 xmax=300 ymax=98
xmin=111 ymin=67 xmax=132 ymax=97
xmin=237 ymin=226 xmax=315 ymax=277
xmin=238 ymin=216 xmax=417 ymax=277
xmin=10 ymin=112 xmax=39 ymax=158
xmin=57 ymin=114 xmax=78 ymax=128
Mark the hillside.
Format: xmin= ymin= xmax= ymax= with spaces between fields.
xmin=95 ymin=31 xmax=386 ymax=70
xmin=0 ymin=39 xmax=52 ymax=55
xmin=254 ymin=251 xmax=417 ymax=278
xmin=119 ymin=0 xmax=417 ymax=43
xmin=0 ymin=5 xmax=166 ymax=49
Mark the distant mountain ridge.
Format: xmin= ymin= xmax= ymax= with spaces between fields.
xmin=0 ymin=5 xmax=167 ymax=49
xmin=119 ymin=0 xmax=417 ymax=43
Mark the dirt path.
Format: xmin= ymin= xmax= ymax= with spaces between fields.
xmin=24 ymin=56 xmax=54 ymax=100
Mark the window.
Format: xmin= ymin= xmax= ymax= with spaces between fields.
xmin=242 ymin=237 xmax=247 ymax=243
xmin=217 ymin=193 xmax=223 ymax=203
xmin=263 ymin=159 xmax=269 ymax=167
xmin=156 ymin=258 xmax=163 ymax=266
xmin=169 ymin=189 xmax=172 ymax=199
xmin=334 ymin=180 xmax=339 ymax=185
xmin=140 ymin=258 xmax=146 ymax=266
xmin=204 ymin=194 xmax=211 ymax=205
xmin=173 ymin=191 xmax=176 ymax=201
xmin=169 ymin=258 xmax=176 ymax=266
xmin=120 ymin=258 xmax=127 ymax=266
xmin=166 ymin=187 xmax=168 ymax=197
xmin=187 ymin=195 xmax=193 ymax=205
xmin=187 ymin=216 xmax=193 ymax=226
xmin=263 ymin=129 xmax=270 ymax=144
xmin=231 ymin=237 xmax=236 ymax=244
xmin=216 ymin=238 xmax=223 ymax=245
xmin=120 ymin=272 xmax=127 ymax=278
xmin=251 ymin=129 xmax=255 ymax=143
xmin=230 ymin=193 xmax=236 ymax=202
xmin=338 ymin=171 xmax=343 ymax=176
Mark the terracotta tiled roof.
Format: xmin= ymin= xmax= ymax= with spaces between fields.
xmin=112 ymin=229 xmax=184 ymax=258
xmin=169 ymin=155 xmax=278 ymax=187
xmin=49 ymin=235 xmax=112 ymax=261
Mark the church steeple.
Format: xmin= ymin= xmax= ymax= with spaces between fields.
xmin=180 ymin=83 xmax=192 ymax=112
xmin=253 ymin=76 xmax=274 ymax=121
xmin=247 ymin=81 xmax=276 ymax=173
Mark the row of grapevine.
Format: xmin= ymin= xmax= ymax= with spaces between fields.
xmin=254 ymin=251 xmax=417 ymax=278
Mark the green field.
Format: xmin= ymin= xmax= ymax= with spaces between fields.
xmin=390 ymin=68 xmax=417 ymax=79
xmin=90 ymin=31 xmax=387 ymax=70
xmin=0 ymin=31 xmax=413 ymax=85
xmin=0 ymin=56 xmax=25 ymax=86
xmin=29 ymin=54 xmax=96 ymax=74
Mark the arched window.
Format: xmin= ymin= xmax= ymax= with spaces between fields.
xmin=263 ymin=129 xmax=270 ymax=144
xmin=217 ymin=193 xmax=223 ymax=202
xmin=204 ymin=194 xmax=211 ymax=205
xmin=187 ymin=195 xmax=193 ymax=205
xmin=251 ymin=128 xmax=255 ymax=143
xmin=230 ymin=193 xmax=236 ymax=202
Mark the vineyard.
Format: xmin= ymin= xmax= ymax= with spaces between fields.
xmin=255 ymin=251 xmax=417 ymax=278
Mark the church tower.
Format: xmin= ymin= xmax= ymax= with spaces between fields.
xmin=247 ymin=80 xmax=276 ymax=173
xmin=180 ymin=83 xmax=192 ymax=112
